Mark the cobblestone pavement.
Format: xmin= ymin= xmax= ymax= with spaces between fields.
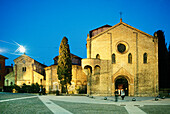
xmin=38 ymin=96 xmax=73 ymax=114
xmin=43 ymin=95 xmax=170 ymax=114
xmin=0 ymin=97 xmax=53 ymax=114
xmin=0 ymin=93 xmax=170 ymax=114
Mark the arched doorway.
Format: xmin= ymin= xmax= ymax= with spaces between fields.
xmin=115 ymin=76 xmax=128 ymax=96
xmin=84 ymin=65 xmax=92 ymax=95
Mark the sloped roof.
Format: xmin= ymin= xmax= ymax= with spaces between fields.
xmin=89 ymin=24 xmax=112 ymax=32
xmin=0 ymin=55 xmax=8 ymax=59
xmin=14 ymin=54 xmax=47 ymax=67
xmin=90 ymin=21 xmax=154 ymax=40
xmin=53 ymin=53 xmax=82 ymax=60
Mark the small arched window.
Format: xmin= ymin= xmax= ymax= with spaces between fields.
xmin=128 ymin=53 xmax=132 ymax=64
xmin=84 ymin=65 xmax=92 ymax=75
xmin=94 ymin=65 xmax=100 ymax=84
xmin=94 ymin=65 xmax=100 ymax=75
xmin=40 ymin=79 xmax=42 ymax=84
xmin=96 ymin=54 xmax=100 ymax=59
xmin=112 ymin=53 xmax=116 ymax=64
xmin=143 ymin=53 xmax=147 ymax=64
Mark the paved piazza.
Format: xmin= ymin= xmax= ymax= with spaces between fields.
xmin=0 ymin=92 xmax=170 ymax=114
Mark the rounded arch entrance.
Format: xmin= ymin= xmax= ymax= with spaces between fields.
xmin=115 ymin=76 xmax=129 ymax=96
xmin=84 ymin=65 xmax=92 ymax=95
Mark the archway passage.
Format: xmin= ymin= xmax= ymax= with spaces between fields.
xmin=115 ymin=76 xmax=128 ymax=96
xmin=84 ymin=65 xmax=92 ymax=94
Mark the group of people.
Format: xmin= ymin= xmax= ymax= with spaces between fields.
xmin=115 ymin=89 xmax=125 ymax=101
xmin=39 ymin=86 xmax=46 ymax=95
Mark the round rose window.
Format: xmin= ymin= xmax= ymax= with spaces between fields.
xmin=117 ymin=43 xmax=126 ymax=53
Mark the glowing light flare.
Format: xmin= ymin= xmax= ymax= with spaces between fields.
xmin=15 ymin=45 xmax=26 ymax=53
xmin=19 ymin=45 xmax=26 ymax=53
xmin=14 ymin=41 xmax=26 ymax=54
xmin=0 ymin=40 xmax=26 ymax=54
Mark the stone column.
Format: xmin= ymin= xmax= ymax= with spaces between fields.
xmin=86 ymin=34 xmax=91 ymax=59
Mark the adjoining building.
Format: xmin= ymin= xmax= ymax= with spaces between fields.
xmin=82 ymin=19 xmax=159 ymax=97
xmin=5 ymin=53 xmax=87 ymax=94
xmin=0 ymin=55 xmax=8 ymax=91
xmin=45 ymin=53 xmax=86 ymax=94
xmin=5 ymin=54 xmax=47 ymax=87
xmin=4 ymin=64 xmax=13 ymax=86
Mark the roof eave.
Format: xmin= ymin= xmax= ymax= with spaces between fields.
xmin=90 ymin=22 xmax=154 ymax=40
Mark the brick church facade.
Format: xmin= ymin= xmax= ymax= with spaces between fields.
xmin=82 ymin=19 xmax=159 ymax=97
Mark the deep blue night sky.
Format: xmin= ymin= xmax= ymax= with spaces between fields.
xmin=0 ymin=0 xmax=170 ymax=66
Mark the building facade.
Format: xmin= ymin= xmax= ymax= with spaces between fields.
xmin=45 ymin=54 xmax=87 ymax=94
xmin=13 ymin=54 xmax=47 ymax=86
xmin=5 ymin=53 xmax=87 ymax=94
xmin=82 ymin=19 xmax=159 ymax=97
xmin=4 ymin=64 xmax=13 ymax=86
xmin=0 ymin=55 xmax=8 ymax=91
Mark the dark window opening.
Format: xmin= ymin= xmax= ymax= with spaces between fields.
xmin=96 ymin=54 xmax=100 ymax=59
xmin=112 ymin=53 xmax=116 ymax=64
xmin=117 ymin=43 xmax=126 ymax=53
xmin=22 ymin=67 xmax=26 ymax=72
xmin=40 ymin=79 xmax=42 ymax=85
xmin=143 ymin=53 xmax=147 ymax=64
xmin=128 ymin=53 xmax=132 ymax=64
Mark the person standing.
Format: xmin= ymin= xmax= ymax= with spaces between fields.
xmin=39 ymin=86 xmax=42 ymax=95
xmin=121 ymin=90 xmax=125 ymax=100
xmin=115 ymin=89 xmax=119 ymax=102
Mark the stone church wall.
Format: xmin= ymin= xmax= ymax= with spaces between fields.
xmin=82 ymin=22 xmax=159 ymax=97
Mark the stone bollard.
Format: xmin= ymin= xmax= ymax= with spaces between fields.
xmin=155 ymin=97 xmax=159 ymax=101
xmin=89 ymin=96 xmax=94 ymax=98
xmin=132 ymin=98 xmax=136 ymax=101
xmin=104 ymin=97 xmax=107 ymax=100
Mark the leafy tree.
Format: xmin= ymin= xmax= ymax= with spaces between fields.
xmin=13 ymin=84 xmax=21 ymax=92
xmin=31 ymin=83 xmax=36 ymax=93
xmin=57 ymin=37 xmax=72 ymax=93
xmin=21 ymin=83 xmax=27 ymax=93
xmin=35 ymin=83 xmax=40 ymax=93
xmin=21 ymin=83 xmax=31 ymax=93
